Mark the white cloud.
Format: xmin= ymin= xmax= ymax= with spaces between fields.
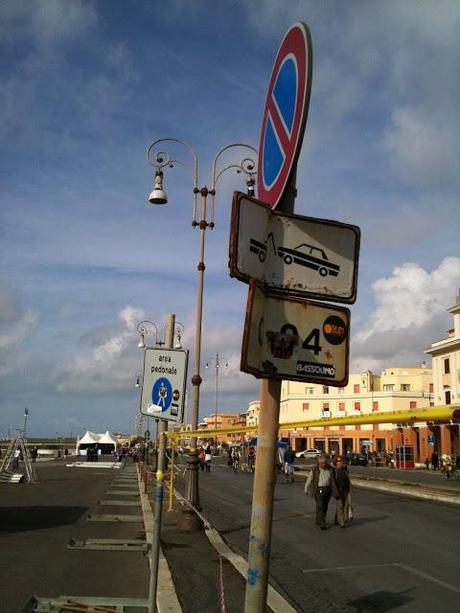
xmin=352 ymin=257 xmax=460 ymax=370
xmin=383 ymin=107 xmax=459 ymax=187
xmin=0 ymin=284 xmax=38 ymax=351
xmin=0 ymin=0 xmax=98 ymax=47
xmin=0 ymin=284 xmax=38 ymax=378
xmin=56 ymin=305 xmax=145 ymax=393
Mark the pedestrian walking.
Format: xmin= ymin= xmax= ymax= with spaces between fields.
xmin=283 ymin=446 xmax=296 ymax=483
xmin=204 ymin=445 xmax=212 ymax=472
xmin=431 ymin=451 xmax=439 ymax=470
xmin=304 ymin=453 xmax=338 ymax=530
xmin=333 ymin=457 xmax=351 ymax=528
xmin=198 ymin=447 xmax=205 ymax=471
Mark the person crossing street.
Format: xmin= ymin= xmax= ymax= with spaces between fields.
xmin=304 ymin=453 xmax=338 ymax=530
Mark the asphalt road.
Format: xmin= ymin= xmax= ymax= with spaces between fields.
xmin=297 ymin=459 xmax=460 ymax=491
xmin=0 ymin=460 xmax=148 ymax=612
xmin=180 ymin=460 xmax=460 ymax=613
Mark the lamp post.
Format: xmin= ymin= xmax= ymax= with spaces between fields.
xmin=23 ymin=408 xmax=29 ymax=437
xmin=136 ymin=320 xmax=165 ymax=349
xmin=206 ymin=354 xmax=228 ymax=451
xmin=145 ymin=138 xmax=256 ymax=528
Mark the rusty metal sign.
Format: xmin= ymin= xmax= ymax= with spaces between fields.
xmin=229 ymin=192 xmax=360 ymax=304
xmin=241 ymin=282 xmax=350 ymax=386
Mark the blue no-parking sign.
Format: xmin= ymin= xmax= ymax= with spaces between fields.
xmin=257 ymin=22 xmax=313 ymax=210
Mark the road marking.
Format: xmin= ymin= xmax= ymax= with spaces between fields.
xmin=396 ymin=563 xmax=460 ymax=595
xmin=302 ymin=563 xmax=396 ymax=574
xmin=228 ymin=483 xmax=253 ymax=496
xmin=302 ymin=562 xmax=460 ymax=594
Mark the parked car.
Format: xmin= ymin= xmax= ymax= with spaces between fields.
xmin=295 ymin=448 xmax=322 ymax=459
xmin=344 ymin=452 xmax=368 ymax=466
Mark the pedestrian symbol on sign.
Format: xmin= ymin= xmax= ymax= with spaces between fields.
xmin=151 ymin=377 xmax=172 ymax=412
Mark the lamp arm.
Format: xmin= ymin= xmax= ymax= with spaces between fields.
xmin=146 ymin=138 xmax=199 ymax=223
xmin=209 ymin=143 xmax=257 ymax=225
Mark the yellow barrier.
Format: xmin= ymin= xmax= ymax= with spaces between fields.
xmin=165 ymin=405 xmax=460 ymax=440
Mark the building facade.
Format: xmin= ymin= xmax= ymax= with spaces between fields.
xmin=425 ymin=292 xmax=460 ymax=455
xmin=275 ymin=367 xmax=435 ymax=461
xmin=199 ymin=412 xmax=247 ymax=445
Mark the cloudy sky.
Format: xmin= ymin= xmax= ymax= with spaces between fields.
xmin=1 ymin=0 xmax=459 ymax=437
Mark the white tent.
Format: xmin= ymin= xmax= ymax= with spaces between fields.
xmin=99 ymin=431 xmax=118 ymax=446
xmin=76 ymin=431 xmax=117 ymax=456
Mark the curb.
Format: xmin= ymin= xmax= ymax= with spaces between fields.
xmin=172 ymin=487 xmax=296 ymax=613
xmin=137 ymin=468 xmax=183 ymax=613
xmin=205 ymin=527 xmax=297 ymax=613
xmin=297 ymin=469 xmax=460 ymax=506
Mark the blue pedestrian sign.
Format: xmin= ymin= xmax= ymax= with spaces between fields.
xmin=428 ymin=434 xmax=435 ymax=446
xmin=152 ymin=377 xmax=173 ymax=413
xmin=140 ymin=348 xmax=188 ymax=422
xmin=257 ymin=22 xmax=312 ymax=210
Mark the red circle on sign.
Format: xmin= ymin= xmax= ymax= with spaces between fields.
xmin=257 ymin=23 xmax=312 ymax=210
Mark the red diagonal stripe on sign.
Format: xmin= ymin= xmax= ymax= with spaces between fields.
xmin=267 ymin=95 xmax=292 ymax=155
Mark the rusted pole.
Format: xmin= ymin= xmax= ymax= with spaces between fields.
xmin=148 ymin=313 xmax=175 ymax=613
xmin=244 ymin=178 xmax=296 ymax=612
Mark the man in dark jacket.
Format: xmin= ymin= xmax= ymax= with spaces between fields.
xmin=283 ymin=446 xmax=296 ymax=483
xmin=304 ymin=453 xmax=338 ymax=530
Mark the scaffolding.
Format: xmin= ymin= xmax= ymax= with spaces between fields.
xmin=0 ymin=430 xmax=38 ymax=483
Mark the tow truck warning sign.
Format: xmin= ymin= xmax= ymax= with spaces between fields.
xmin=241 ymin=283 xmax=350 ymax=386
xmin=229 ymin=192 xmax=360 ymax=304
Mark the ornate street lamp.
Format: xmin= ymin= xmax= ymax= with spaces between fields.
xmin=206 ymin=354 xmax=228 ymax=450
xmin=145 ymin=138 xmax=257 ymax=527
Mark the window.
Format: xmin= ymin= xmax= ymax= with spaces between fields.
xmin=353 ymin=384 xmax=360 ymax=393
xmin=302 ymin=403 xmax=309 ymax=412
xmin=401 ymin=384 xmax=411 ymax=391
xmin=410 ymin=401 xmax=417 ymax=409
xmin=445 ymin=390 xmax=451 ymax=405
xmin=383 ymin=384 xmax=395 ymax=391
xmin=306 ymin=387 xmax=314 ymax=395
xmin=323 ymin=386 xmax=329 ymax=394
xmin=429 ymin=383 xmax=434 ymax=393
xmin=322 ymin=403 xmax=330 ymax=411
xmin=354 ymin=402 xmax=361 ymax=411
xmin=372 ymin=401 xmax=379 ymax=412
xmin=444 ymin=358 xmax=450 ymax=374
xmin=339 ymin=402 xmax=345 ymax=411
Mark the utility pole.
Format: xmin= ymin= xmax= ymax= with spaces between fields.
xmin=148 ymin=313 xmax=175 ymax=613
xmin=206 ymin=354 xmax=228 ymax=450
xmin=244 ymin=181 xmax=296 ymax=612
xmin=23 ymin=408 xmax=29 ymax=436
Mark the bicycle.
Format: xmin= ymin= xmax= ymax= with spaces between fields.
xmin=232 ymin=456 xmax=240 ymax=473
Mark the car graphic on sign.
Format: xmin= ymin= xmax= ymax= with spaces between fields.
xmin=249 ymin=238 xmax=267 ymax=262
xmin=277 ymin=243 xmax=340 ymax=278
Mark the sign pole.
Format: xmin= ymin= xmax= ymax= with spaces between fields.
xmin=148 ymin=313 xmax=175 ymax=613
xmin=244 ymin=182 xmax=295 ymax=612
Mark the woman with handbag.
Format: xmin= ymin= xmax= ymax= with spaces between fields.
xmin=333 ymin=457 xmax=352 ymax=528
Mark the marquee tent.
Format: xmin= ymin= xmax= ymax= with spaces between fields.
xmin=76 ymin=431 xmax=118 ymax=455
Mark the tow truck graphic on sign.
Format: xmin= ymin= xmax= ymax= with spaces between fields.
xmin=230 ymin=192 xmax=360 ymax=304
xmin=249 ymin=233 xmax=340 ymax=278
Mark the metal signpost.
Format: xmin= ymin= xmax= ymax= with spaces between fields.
xmin=236 ymin=22 xmax=360 ymax=613
xmin=140 ymin=347 xmax=188 ymax=422
xmin=143 ymin=315 xmax=189 ymax=613
xmin=241 ymin=282 xmax=350 ymax=386
xmin=257 ymin=22 xmax=312 ymax=210
xmin=230 ymin=192 xmax=360 ymax=303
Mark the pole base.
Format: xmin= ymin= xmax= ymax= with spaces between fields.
xmin=177 ymin=508 xmax=203 ymax=532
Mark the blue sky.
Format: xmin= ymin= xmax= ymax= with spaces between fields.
xmin=1 ymin=0 xmax=459 ymax=437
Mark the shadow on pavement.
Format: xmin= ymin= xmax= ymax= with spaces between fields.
xmin=348 ymin=515 xmax=389 ymax=526
xmin=347 ymin=588 xmax=414 ymax=612
xmin=0 ymin=506 xmax=88 ymax=533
